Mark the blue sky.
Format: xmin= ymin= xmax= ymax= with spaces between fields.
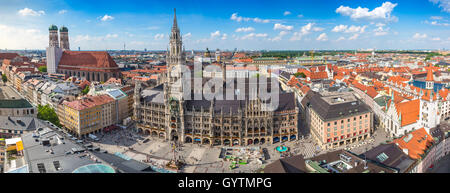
xmin=0 ymin=0 xmax=449 ymax=50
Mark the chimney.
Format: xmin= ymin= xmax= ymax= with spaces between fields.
xmin=403 ymin=148 xmax=409 ymax=155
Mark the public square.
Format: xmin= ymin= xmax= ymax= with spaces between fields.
xmin=87 ymin=124 xmax=392 ymax=173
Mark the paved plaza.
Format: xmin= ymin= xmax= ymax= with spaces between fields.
xmin=88 ymin=124 xmax=392 ymax=173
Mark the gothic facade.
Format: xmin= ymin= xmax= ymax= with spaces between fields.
xmin=133 ymin=9 xmax=299 ymax=146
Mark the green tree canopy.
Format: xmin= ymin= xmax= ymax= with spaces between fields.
xmin=294 ymin=72 xmax=306 ymax=78
xmin=2 ymin=74 xmax=7 ymax=83
xmin=38 ymin=66 xmax=47 ymax=73
xmin=81 ymin=85 xmax=90 ymax=95
xmin=37 ymin=104 xmax=61 ymax=127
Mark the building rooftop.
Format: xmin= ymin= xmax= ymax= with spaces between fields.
xmin=301 ymin=91 xmax=371 ymax=121
xmin=58 ymin=51 xmax=119 ymax=72
xmin=263 ymin=154 xmax=307 ymax=173
xmin=63 ymin=94 xmax=115 ymax=111
xmin=393 ymin=128 xmax=434 ymax=160
xmin=19 ymin=127 xmax=99 ymax=173
xmin=362 ymin=143 xmax=416 ymax=173
xmin=307 ymin=150 xmax=397 ymax=173
xmin=0 ymin=116 xmax=46 ymax=132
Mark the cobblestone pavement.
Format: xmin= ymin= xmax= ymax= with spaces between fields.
xmin=90 ymin=125 xmax=392 ymax=173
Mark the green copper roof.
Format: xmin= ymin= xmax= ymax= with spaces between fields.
xmin=59 ymin=26 xmax=68 ymax=32
xmin=49 ymin=25 xmax=58 ymax=31
xmin=0 ymin=99 xmax=33 ymax=108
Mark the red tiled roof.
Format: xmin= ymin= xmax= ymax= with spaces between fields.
xmin=105 ymin=77 xmax=122 ymax=84
xmin=63 ymin=94 xmax=114 ymax=111
xmin=365 ymin=87 xmax=378 ymax=98
xmin=58 ymin=51 xmax=119 ymax=72
xmin=393 ymin=128 xmax=434 ymax=160
xmin=0 ymin=53 xmax=20 ymax=60
xmin=395 ymin=99 xmax=420 ymax=127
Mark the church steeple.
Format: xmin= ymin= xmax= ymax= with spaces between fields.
xmin=167 ymin=8 xmax=184 ymax=65
xmin=173 ymin=8 xmax=178 ymax=30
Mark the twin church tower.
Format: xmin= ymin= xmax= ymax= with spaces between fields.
xmin=46 ymin=25 xmax=70 ymax=74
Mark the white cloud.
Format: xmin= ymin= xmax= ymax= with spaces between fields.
xmin=427 ymin=20 xmax=450 ymax=26
xmin=430 ymin=16 xmax=444 ymax=20
xmin=74 ymin=33 xmax=119 ymax=43
xmin=273 ymin=23 xmax=293 ymax=31
xmin=348 ymin=34 xmax=359 ymax=40
xmin=336 ymin=2 xmax=398 ymax=21
xmin=231 ymin=13 xmax=270 ymax=23
xmin=0 ymin=24 xmax=46 ymax=49
xmin=290 ymin=23 xmax=319 ymax=41
xmin=18 ymin=8 xmax=45 ymax=16
xmin=241 ymin=33 xmax=268 ymax=40
xmin=297 ymin=14 xmax=304 ymax=18
xmin=211 ymin=31 xmax=221 ymax=38
xmin=100 ymin=14 xmax=114 ymax=21
xmin=105 ymin=34 xmax=118 ymax=39
xmin=58 ymin=10 xmax=67 ymax=14
xmin=336 ymin=36 xmax=346 ymax=41
xmin=210 ymin=31 xmax=228 ymax=40
xmin=331 ymin=25 xmax=366 ymax=33
xmin=413 ymin=33 xmax=428 ymax=39
xmin=147 ymin=26 xmax=160 ymax=30
xmin=183 ymin=32 xmax=192 ymax=39
xmin=431 ymin=37 xmax=441 ymax=41
xmin=235 ymin=27 xmax=255 ymax=32
xmin=269 ymin=31 xmax=289 ymax=41
xmin=373 ymin=25 xmax=390 ymax=36
xmin=221 ymin=33 xmax=228 ymax=40
xmin=430 ymin=0 xmax=450 ymax=13
xmin=284 ymin=11 xmax=291 ymax=16
xmin=316 ymin=33 xmax=328 ymax=41
xmin=154 ymin=33 xmax=165 ymax=40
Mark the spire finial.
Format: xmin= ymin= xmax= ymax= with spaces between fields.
xmin=173 ymin=8 xmax=178 ymax=29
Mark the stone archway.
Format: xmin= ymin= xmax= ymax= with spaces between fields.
xmin=214 ymin=139 xmax=221 ymax=146
xmin=232 ymin=139 xmax=239 ymax=146
xmin=144 ymin=130 xmax=150 ymax=136
xmin=223 ymin=139 xmax=230 ymax=146
xmin=247 ymin=139 xmax=253 ymax=145
xmin=290 ymin=135 xmax=297 ymax=141
xmin=202 ymin=138 xmax=210 ymax=145
xmin=151 ymin=131 xmax=158 ymax=137
xmin=254 ymin=138 xmax=260 ymax=144
xmin=159 ymin=132 xmax=165 ymax=139
xmin=194 ymin=138 xmax=201 ymax=144
xmin=260 ymin=138 xmax=265 ymax=144
xmin=137 ymin=128 xmax=143 ymax=134
xmin=170 ymin=130 xmax=178 ymax=141
xmin=185 ymin=137 xmax=192 ymax=143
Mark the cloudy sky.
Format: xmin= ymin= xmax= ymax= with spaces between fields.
xmin=0 ymin=0 xmax=449 ymax=50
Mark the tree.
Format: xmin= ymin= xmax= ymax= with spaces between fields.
xmin=37 ymin=104 xmax=61 ymax=127
xmin=81 ymin=85 xmax=90 ymax=95
xmin=2 ymin=74 xmax=7 ymax=84
xmin=38 ymin=66 xmax=47 ymax=73
xmin=294 ymin=72 xmax=306 ymax=78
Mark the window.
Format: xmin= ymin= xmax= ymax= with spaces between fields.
xmin=376 ymin=153 xmax=389 ymax=162
xmin=327 ymin=123 xmax=330 ymax=126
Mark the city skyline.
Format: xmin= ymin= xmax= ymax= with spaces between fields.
xmin=0 ymin=0 xmax=449 ymax=50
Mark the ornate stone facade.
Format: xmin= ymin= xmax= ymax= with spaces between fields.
xmin=133 ymin=9 xmax=299 ymax=146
